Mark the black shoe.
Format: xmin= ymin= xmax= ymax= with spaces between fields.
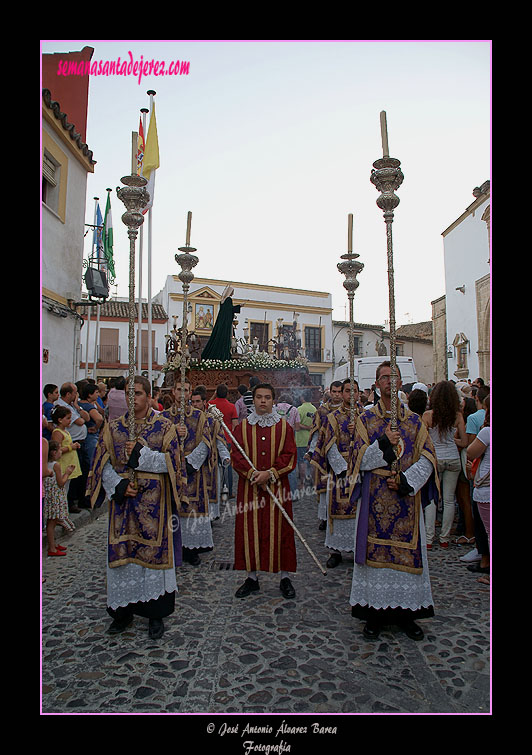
xmin=235 ymin=577 xmax=260 ymax=598
xmin=148 ymin=618 xmax=165 ymax=639
xmin=69 ymin=505 xmax=82 ymax=514
xmin=107 ymin=614 xmax=133 ymax=635
xmin=401 ymin=620 xmax=424 ymax=641
xmin=363 ymin=621 xmax=381 ymax=639
xmin=279 ymin=577 xmax=296 ymax=599
xmin=467 ymin=563 xmax=490 ymax=574
xmin=183 ymin=547 xmax=201 ymax=566
xmin=318 ymin=520 xmax=327 ymax=531
xmin=326 ymin=552 xmax=342 ymax=569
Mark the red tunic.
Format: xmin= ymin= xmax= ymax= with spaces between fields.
xmin=231 ymin=417 xmax=297 ymax=573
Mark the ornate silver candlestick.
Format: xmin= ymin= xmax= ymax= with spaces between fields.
xmin=337 ymin=213 xmax=364 ymax=421
xmin=116 ymin=174 xmax=150 ymax=480
xmin=370 ymin=111 xmax=404 ymax=471
xmin=175 ymin=211 xmax=198 ymax=424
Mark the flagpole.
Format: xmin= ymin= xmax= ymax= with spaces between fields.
xmin=85 ymin=197 xmax=98 ymax=377
xmin=137 ymin=110 xmax=149 ymax=374
xmin=147 ymin=90 xmax=156 ymax=389
xmin=92 ymin=197 xmax=104 ymax=378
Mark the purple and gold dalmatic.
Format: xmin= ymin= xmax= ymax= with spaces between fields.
xmin=348 ymin=401 xmax=439 ymax=575
xmin=86 ymin=409 xmax=185 ymax=570
xmin=312 ymin=404 xmax=362 ymax=531
xmin=162 ymin=405 xmax=213 ymax=517
xmin=309 ymin=402 xmax=339 ymax=500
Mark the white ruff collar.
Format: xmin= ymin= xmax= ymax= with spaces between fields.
xmin=247 ymin=408 xmax=282 ymax=426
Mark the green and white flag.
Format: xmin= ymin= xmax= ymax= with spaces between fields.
xmin=103 ymin=191 xmax=115 ymax=281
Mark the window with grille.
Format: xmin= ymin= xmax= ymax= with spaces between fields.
xmin=305 ymin=327 xmax=322 ymax=362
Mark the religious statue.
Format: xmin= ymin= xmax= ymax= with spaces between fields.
xmin=201 ymin=284 xmax=242 ymax=361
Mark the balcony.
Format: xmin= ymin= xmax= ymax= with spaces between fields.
xmin=135 ymin=346 xmax=159 ymax=365
xmin=98 ymin=344 xmax=120 ymax=363
xmin=89 ymin=345 xmax=159 ymax=366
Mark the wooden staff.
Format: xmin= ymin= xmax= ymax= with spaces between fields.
xmin=208 ymin=405 xmax=327 ymax=576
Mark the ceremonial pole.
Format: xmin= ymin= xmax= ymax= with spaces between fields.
xmin=337 ymin=213 xmax=364 ymax=421
xmin=146 ymin=90 xmax=157 ymax=388
xmin=137 ymin=110 xmax=149 ymax=374
xmin=370 ymin=111 xmax=404 ymax=473
xmin=175 ymin=211 xmax=198 ymax=435
xmin=207 ymin=405 xmax=327 ymax=576
xmin=92 ymin=195 xmax=105 ymax=379
xmin=116 ymin=174 xmax=150 ymax=482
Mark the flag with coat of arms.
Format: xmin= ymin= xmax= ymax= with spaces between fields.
xmin=103 ymin=191 xmax=115 ymax=281
xmin=141 ymin=102 xmax=159 ymax=214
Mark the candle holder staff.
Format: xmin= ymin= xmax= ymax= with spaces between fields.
xmin=175 ymin=211 xmax=198 ymax=428
xmin=337 ymin=213 xmax=364 ymax=422
xmin=116 ymin=174 xmax=150 ymax=483
xmin=369 ymin=111 xmax=404 ymax=474
xmin=344 ymin=113 xmax=440 ymax=642
xmin=313 ymin=215 xmax=363 ymax=570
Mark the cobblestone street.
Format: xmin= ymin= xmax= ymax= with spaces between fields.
xmin=41 ymin=491 xmax=490 ymax=716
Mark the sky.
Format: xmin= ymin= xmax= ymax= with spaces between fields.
xmin=41 ymin=40 xmax=491 ymax=327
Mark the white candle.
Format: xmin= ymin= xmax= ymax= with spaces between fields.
xmin=186 ymin=211 xmax=192 ymax=245
xmin=380 ymin=111 xmax=389 ymax=157
xmin=348 ymin=213 xmax=353 ymax=252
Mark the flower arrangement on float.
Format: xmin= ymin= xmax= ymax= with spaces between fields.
xmin=162 ymin=352 xmax=309 ymax=374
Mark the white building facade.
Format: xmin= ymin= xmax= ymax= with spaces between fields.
xmin=42 ymin=88 xmax=96 ymax=387
xmin=441 ymin=181 xmax=490 ymax=383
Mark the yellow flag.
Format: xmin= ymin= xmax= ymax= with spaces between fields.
xmin=142 ymin=103 xmax=159 ymax=181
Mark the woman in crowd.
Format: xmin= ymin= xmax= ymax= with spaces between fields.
xmin=466 ymin=395 xmax=490 ymax=584
xmin=422 ymin=381 xmax=468 ymax=548
xmin=453 ymin=394 xmax=478 ymax=546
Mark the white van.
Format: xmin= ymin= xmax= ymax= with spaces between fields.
xmin=333 ymin=356 xmax=418 ymax=392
